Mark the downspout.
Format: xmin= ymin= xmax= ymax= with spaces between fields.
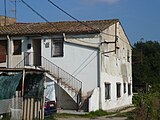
xmin=7 ymin=35 xmax=11 ymax=68
xmin=98 ymin=34 xmax=102 ymax=110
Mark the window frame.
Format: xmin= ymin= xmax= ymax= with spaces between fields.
xmin=13 ymin=40 xmax=22 ymax=55
xmin=128 ymin=83 xmax=131 ymax=95
xmin=124 ymin=83 xmax=126 ymax=94
xmin=51 ymin=38 xmax=64 ymax=57
xmin=116 ymin=83 xmax=121 ymax=98
xmin=127 ymin=49 xmax=130 ymax=62
xmin=105 ymin=83 xmax=111 ymax=100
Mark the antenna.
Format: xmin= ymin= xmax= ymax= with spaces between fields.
xmin=4 ymin=0 xmax=7 ymax=26
xmin=10 ymin=0 xmax=17 ymax=19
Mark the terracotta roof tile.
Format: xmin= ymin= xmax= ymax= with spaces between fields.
xmin=0 ymin=19 xmax=119 ymax=36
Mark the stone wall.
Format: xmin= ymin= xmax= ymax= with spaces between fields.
xmin=0 ymin=16 xmax=16 ymax=26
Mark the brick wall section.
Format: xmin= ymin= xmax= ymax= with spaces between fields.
xmin=0 ymin=16 xmax=16 ymax=26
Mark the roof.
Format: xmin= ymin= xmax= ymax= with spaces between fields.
xmin=0 ymin=19 xmax=119 ymax=36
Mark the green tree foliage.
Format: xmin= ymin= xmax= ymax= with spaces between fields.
xmin=133 ymin=41 xmax=160 ymax=86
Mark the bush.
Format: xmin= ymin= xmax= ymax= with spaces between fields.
xmin=132 ymin=91 xmax=160 ymax=120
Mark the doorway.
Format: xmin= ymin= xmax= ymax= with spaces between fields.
xmin=32 ymin=39 xmax=41 ymax=66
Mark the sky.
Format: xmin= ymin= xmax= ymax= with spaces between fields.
xmin=0 ymin=0 xmax=160 ymax=44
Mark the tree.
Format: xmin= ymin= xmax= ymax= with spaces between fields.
xmin=132 ymin=41 xmax=160 ymax=88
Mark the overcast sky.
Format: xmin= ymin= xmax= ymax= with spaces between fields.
xmin=0 ymin=0 xmax=160 ymax=44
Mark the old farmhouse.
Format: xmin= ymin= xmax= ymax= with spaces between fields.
xmin=0 ymin=18 xmax=132 ymax=112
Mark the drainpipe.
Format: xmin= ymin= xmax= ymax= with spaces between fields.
xmin=98 ymin=34 xmax=102 ymax=110
xmin=7 ymin=35 xmax=11 ymax=68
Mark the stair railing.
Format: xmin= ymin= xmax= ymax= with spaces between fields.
xmin=14 ymin=52 xmax=31 ymax=68
xmin=14 ymin=53 xmax=82 ymax=106
xmin=41 ymin=56 xmax=82 ymax=93
xmin=15 ymin=53 xmax=82 ymax=94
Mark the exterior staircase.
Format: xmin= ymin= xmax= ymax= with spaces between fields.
xmin=15 ymin=53 xmax=82 ymax=109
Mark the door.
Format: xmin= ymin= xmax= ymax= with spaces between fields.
xmin=0 ymin=40 xmax=7 ymax=67
xmin=32 ymin=39 xmax=41 ymax=66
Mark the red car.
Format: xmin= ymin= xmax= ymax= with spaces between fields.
xmin=44 ymin=99 xmax=57 ymax=116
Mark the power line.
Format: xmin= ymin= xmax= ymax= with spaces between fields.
xmin=21 ymin=0 xmax=59 ymax=31
xmin=47 ymin=0 xmax=115 ymax=37
xmin=71 ymin=50 xmax=96 ymax=76
xmin=21 ymin=0 xmax=129 ymax=46
xmin=20 ymin=0 xmax=131 ymax=77
xmin=48 ymin=0 xmax=132 ymax=46
xmin=74 ymin=54 xmax=97 ymax=77
xmin=20 ymin=0 xmax=101 ymax=78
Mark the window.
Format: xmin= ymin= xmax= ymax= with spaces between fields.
xmin=127 ymin=50 xmax=130 ymax=62
xmin=51 ymin=38 xmax=63 ymax=57
xmin=116 ymin=83 xmax=121 ymax=98
xmin=13 ymin=40 xmax=21 ymax=55
xmin=105 ymin=83 xmax=111 ymax=100
xmin=0 ymin=40 xmax=7 ymax=63
xmin=124 ymin=83 xmax=126 ymax=93
xmin=128 ymin=83 xmax=131 ymax=95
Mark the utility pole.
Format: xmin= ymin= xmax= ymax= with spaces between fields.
xmin=4 ymin=0 xmax=7 ymax=26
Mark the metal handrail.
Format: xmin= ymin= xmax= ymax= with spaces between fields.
xmin=14 ymin=53 xmax=82 ymax=94
xmin=41 ymin=56 xmax=82 ymax=93
xmin=14 ymin=52 xmax=31 ymax=68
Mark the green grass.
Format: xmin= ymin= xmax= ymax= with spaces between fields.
xmin=85 ymin=109 xmax=111 ymax=118
xmin=44 ymin=109 xmax=114 ymax=120
xmin=44 ymin=108 xmax=137 ymax=120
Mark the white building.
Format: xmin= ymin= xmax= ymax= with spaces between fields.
xmin=0 ymin=19 xmax=132 ymax=111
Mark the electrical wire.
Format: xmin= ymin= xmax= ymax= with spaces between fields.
xmin=20 ymin=0 xmax=131 ymax=78
xmin=20 ymin=0 xmax=101 ymax=78
xmin=47 ymin=0 xmax=116 ymax=37
xmin=21 ymin=0 xmax=102 ymax=45
xmin=74 ymin=54 xmax=98 ymax=77
xmin=47 ymin=0 xmax=131 ymax=46
xmin=21 ymin=0 xmax=59 ymax=31
xmin=21 ymin=0 xmax=128 ymax=46
xmin=72 ymin=43 xmax=101 ymax=77
xmin=71 ymin=50 xmax=96 ymax=76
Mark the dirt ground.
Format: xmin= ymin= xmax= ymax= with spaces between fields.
xmin=56 ymin=106 xmax=135 ymax=120
xmin=57 ymin=116 xmax=127 ymax=120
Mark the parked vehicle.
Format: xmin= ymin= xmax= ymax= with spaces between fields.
xmin=44 ymin=81 xmax=57 ymax=116
xmin=44 ymin=98 xmax=57 ymax=116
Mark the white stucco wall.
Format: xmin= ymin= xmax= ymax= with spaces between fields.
xmin=100 ymin=22 xmax=132 ymax=111
xmin=41 ymin=34 xmax=99 ymax=95
xmin=21 ymin=37 xmax=34 ymax=66
xmin=89 ymin=87 xmax=99 ymax=111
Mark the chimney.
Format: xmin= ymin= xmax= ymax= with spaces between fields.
xmin=0 ymin=16 xmax=16 ymax=26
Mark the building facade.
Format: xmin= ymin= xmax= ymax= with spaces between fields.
xmin=0 ymin=19 xmax=132 ymax=111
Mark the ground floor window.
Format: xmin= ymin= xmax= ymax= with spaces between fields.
xmin=105 ymin=83 xmax=111 ymax=100
xmin=116 ymin=83 xmax=121 ymax=98
xmin=124 ymin=83 xmax=126 ymax=93
xmin=128 ymin=83 xmax=131 ymax=95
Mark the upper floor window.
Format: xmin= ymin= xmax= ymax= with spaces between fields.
xmin=105 ymin=83 xmax=111 ymax=100
xmin=51 ymin=38 xmax=64 ymax=57
xmin=127 ymin=50 xmax=130 ymax=62
xmin=116 ymin=83 xmax=121 ymax=98
xmin=13 ymin=40 xmax=21 ymax=55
